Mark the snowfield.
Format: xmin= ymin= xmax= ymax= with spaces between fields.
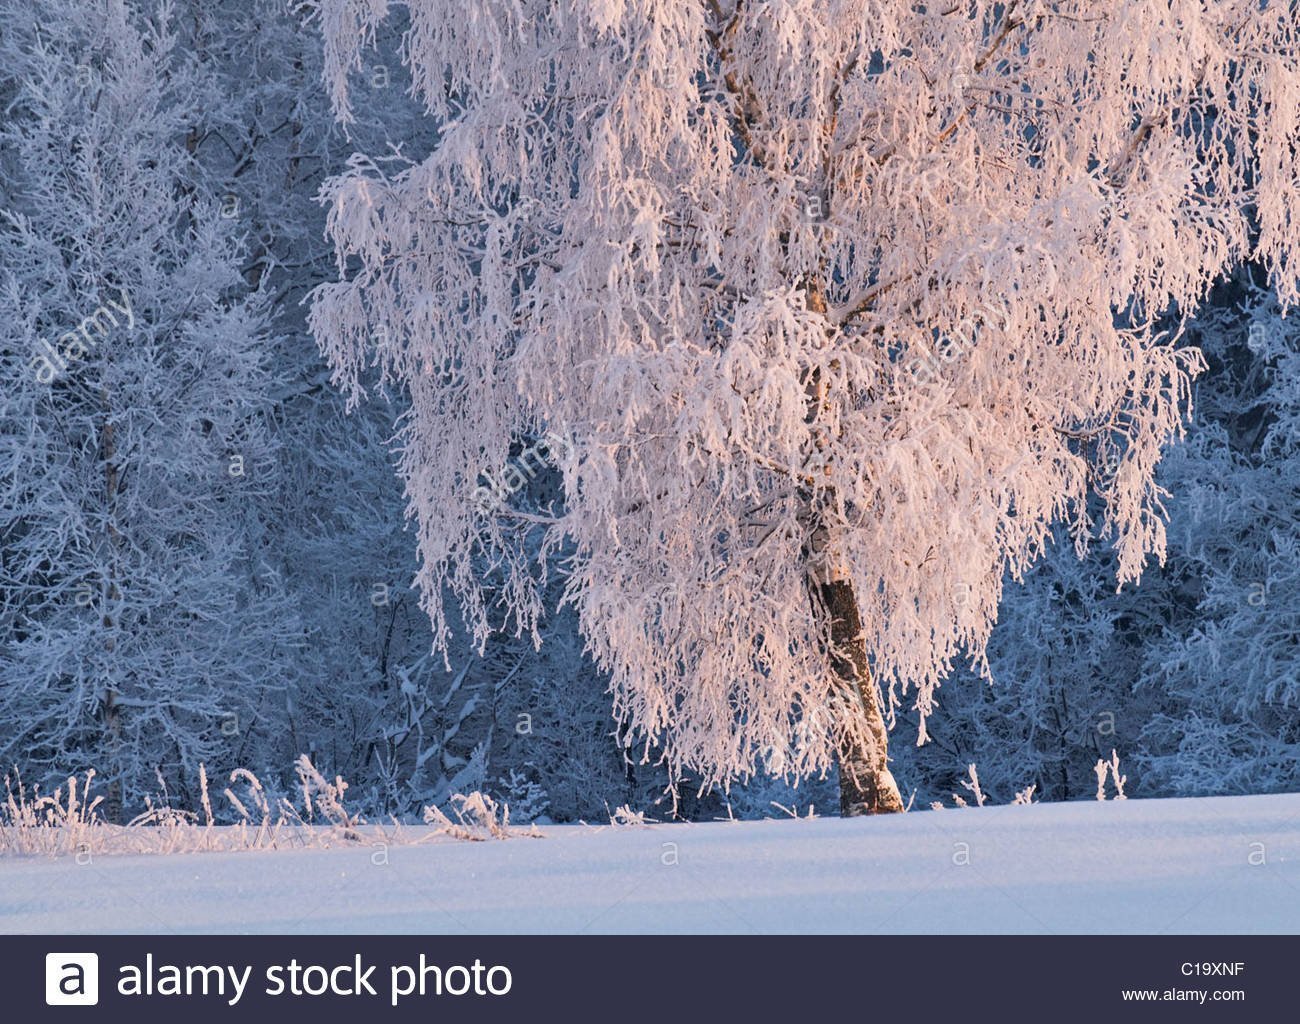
xmin=3 ymin=794 xmax=1298 ymax=934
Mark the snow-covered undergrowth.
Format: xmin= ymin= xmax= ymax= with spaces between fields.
xmin=0 ymin=752 xmax=1141 ymax=858
xmin=2 ymin=793 xmax=1296 ymax=934
xmin=1 ymin=758 xmax=534 ymax=858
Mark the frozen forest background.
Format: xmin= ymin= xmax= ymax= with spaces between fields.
xmin=2 ymin=0 xmax=1297 ymax=825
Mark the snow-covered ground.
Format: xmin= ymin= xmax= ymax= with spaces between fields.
xmin=3 ymin=794 xmax=1297 ymax=933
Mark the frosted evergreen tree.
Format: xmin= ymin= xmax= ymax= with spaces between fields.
xmin=1137 ymin=280 xmax=1300 ymax=795
xmin=0 ymin=0 xmax=299 ymax=811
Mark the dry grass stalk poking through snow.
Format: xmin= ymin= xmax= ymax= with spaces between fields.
xmin=423 ymin=792 xmax=542 ymax=841
xmin=1095 ymin=750 xmax=1129 ymax=801
xmin=1 ymin=759 xmax=535 ymax=857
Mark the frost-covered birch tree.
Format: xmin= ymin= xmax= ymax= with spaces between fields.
xmin=311 ymin=0 xmax=1300 ymax=813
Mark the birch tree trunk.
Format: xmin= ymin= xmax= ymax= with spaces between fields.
xmin=805 ymin=521 xmax=905 ymax=816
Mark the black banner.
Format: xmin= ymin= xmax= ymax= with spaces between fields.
xmin=9 ymin=935 xmax=1293 ymax=1020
